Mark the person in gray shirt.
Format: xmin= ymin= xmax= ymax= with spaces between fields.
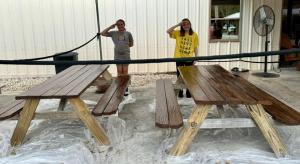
xmin=100 ymin=19 xmax=133 ymax=77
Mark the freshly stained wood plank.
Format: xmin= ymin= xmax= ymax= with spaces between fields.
xmin=204 ymin=65 xmax=257 ymax=105
xmin=198 ymin=66 xmax=244 ymax=104
xmin=64 ymin=65 xmax=109 ymax=97
xmin=92 ymin=78 xmax=120 ymax=116
xmin=246 ymin=104 xmax=288 ymax=157
xmin=164 ymin=79 xmax=183 ymax=128
xmin=10 ymin=99 xmax=40 ymax=146
xmin=155 ymin=79 xmax=169 ymax=128
xmin=262 ymin=95 xmax=300 ymax=125
xmin=169 ymin=105 xmax=211 ymax=156
xmin=102 ymin=76 xmax=130 ymax=115
xmin=0 ymin=100 xmax=25 ymax=120
xmin=69 ymin=98 xmax=109 ymax=145
xmin=211 ymin=65 xmax=271 ymax=105
xmin=178 ymin=67 xmax=211 ymax=104
xmin=43 ymin=65 xmax=95 ymax=97
xmin=16 ymin=65 xmax=85 ymax=99
xmin=187 ymin=66 xmax=224 ymax=103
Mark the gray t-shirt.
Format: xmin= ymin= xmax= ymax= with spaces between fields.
xmin=108 ymin=31 xmax=133 ymax=60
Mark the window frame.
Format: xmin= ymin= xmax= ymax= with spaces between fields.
xmin=209 ymin=0 xmax=242 ymax=42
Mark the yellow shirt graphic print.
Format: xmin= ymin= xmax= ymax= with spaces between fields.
xmin=170 ymin=30 xmax=199 ymax=58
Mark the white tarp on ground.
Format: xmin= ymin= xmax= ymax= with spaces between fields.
xmin=0 ymin=87 xmax=300 ymax=164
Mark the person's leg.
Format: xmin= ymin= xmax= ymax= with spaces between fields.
xmin=117 ymin=64 xmax=123 ymax=76
xmin=176 ymin=62 xmax=184 ymax=97
xmin=122 ymin=64 xmax=129 ymax=75
xmin=121 ymin=64 xmax=130 ymax=96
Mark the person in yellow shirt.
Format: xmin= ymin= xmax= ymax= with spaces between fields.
xmin=167 ymin=18 xmax=199 ymax=98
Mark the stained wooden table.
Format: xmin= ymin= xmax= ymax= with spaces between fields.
xmin=169 ymin=65 xmax=288 ymax=157
xmin=10 ymin=65 xmax=112 ymax=146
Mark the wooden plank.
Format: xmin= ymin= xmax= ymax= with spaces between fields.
xmin=262 ymin=96 xmax=300 ymax=125
xmin=16 ymin=65 xmax=85 ymax=99
xmin=0 ymin=100 xmax=25 ymax=120
xmin=10 ymin=99 xmax=40 ymax=146
xmin=92 ymin=78 xmax=120 ymax=116
xmin=64 ymin=65 xmax=109 ymax=97
xmin=211 ymin=65 xmax=271 ymax=105
xmin=43 ymin=65 xmax=95 ymax=97
xmin=178 ymin=66 xmax=211 ymax=104
xmin=246 ymin=104 xmax=288 ymax=157
xmin=187 ymin=66 xmax=225 ymax=103
xmin=164 ymin=79 xmax=183 ymax=129
xmin=69 ymin=98 xmax=109 ymax=145
xmin=155 ymin=79 xmax=169 ymax=128
xmin=209 ymin=66 xmax=299 ymax=124
xmin=184 ymin=118 xmax=257 ymax=129
xmin=199 ymin=66 xmax=245 ymax=104
xmin=169 ymin=105 xmax=211 ymax=156
xmin=204 ymin=65 xmax=257 ymax=105
xmin=102 ymin=76 xmax=130 ymax=115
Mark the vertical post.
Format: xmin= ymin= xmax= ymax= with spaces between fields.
xmin=95 ymin=0 xmax=103 ymax=60
xmin=264 ymin=24 xmax=268 ymax=74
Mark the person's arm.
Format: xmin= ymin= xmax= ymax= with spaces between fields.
xmin=194 ymin=48 xmax=198 ymax=57
xmin=167 ymin=22 xmax=181 ymax=37
xmin=129 ymin=33 xmax=134 ymax=47
xmin=100 ymin=24 xmax=116 ymax=37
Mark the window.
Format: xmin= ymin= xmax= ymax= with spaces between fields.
xmin=210 ymin=0 xmax=241 ymax=41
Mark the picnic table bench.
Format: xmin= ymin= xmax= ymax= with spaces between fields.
xmin=0 ymin=65 xmax=124 ymax=146
xmin=92 ymin=75 xmax=130 ymax=116
xmin=155 ymin=79 xmax=183 ymax=128
xmin=166 ymin=64 xmax=300 ymax=158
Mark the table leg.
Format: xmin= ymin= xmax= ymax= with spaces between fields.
xmin=169 ymin=105 xmax=211 ymax=156
xmin=102 ymin=70 xmax=112 ymax=81
xmin=246 ymin=104 xmax=288 ymax=157
xmin=69 ymin=98 xmax=110 ymax=145
xmin=10 ymin=99 xmax=40 ymax=146
xmin=58 ymin=98 xmax=67 ymax=111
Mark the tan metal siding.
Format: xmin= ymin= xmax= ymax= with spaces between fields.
xmin=0 ymin=0 xmax=282 ymax=76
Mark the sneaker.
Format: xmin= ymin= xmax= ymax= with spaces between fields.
xmin=178 ymin=90 xmax=183 ymax=98
xmin=186 ymin=90 xmax=191 ymax=98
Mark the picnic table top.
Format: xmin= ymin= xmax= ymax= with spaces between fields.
xmin=16 ymin=65 xmax=109 ymax=100
xmin=179 ymin=65 xmax=272 ymax=105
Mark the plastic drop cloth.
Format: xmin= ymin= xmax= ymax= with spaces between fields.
xmin=0 ymin=88 xmax=299 ymax=164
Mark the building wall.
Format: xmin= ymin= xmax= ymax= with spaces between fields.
xmin=0 ymin=0 xmax=282 ymax=77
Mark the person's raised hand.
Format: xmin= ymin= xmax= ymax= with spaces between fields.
xmin=110 ymin=24 xmax=116 ymax=29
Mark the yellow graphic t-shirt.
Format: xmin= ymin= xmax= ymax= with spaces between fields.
xmin=170 ymin=30 xmax=199 ymax=58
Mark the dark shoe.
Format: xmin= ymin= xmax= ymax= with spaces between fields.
xmin=124 ymin=88 xmax=129 ymax=96
xmin=178 ymin=90 xmax=183 ymax=98
xmin=186 ymin=90 xmax=191 ymax=98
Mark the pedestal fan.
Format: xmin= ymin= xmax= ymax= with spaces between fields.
xmin=252 ymin=5 xmax=279 ymax=78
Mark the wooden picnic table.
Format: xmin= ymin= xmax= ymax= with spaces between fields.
xmin=169 ymin=65 xmax=289 ymax=157
xmin=10 ymin=65 xmax=112 ymax=146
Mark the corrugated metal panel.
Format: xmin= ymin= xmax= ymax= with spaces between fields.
xmin=0 ymin=0 xmax=282 ymax=76
xmin=208 ymin=42 xmax=240 ymax=69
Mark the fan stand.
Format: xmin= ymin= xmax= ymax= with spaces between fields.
xmin=252 ymin=24 xmax=280 ymax=78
